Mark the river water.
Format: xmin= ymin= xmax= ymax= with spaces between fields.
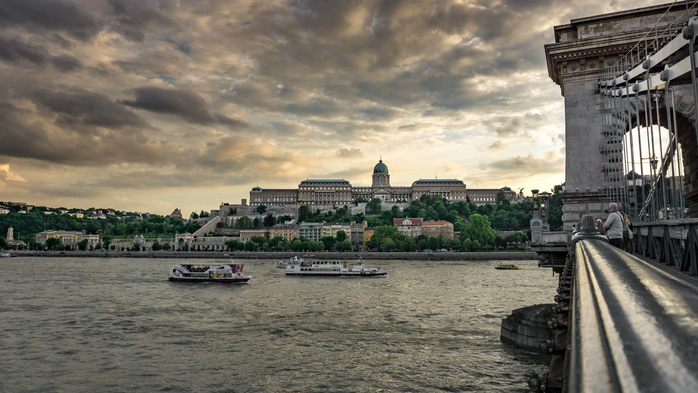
xmin=1 ymin=257 xmax=555 ymax=392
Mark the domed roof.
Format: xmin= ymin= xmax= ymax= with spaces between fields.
xmin=373 ymin=159 xmax=388 ymax=174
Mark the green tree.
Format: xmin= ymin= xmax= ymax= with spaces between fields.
xmin=102 ymin=235 xmax=112 ymax=250
xmin=226 ymin=240 xmax=243 ymax=251
xmin=336 ymin=239 xmax=352 ymax=251
xmin=190 ymin=211 xmax=199 ymax=219
xmin=46 ymin=237 xmax=62 ymax=250
xmin=505 ymin=232 xmax=528 ymax=244
xmin=367 ymin=198 xmax=382 ymax=214
xmin=472 ymin=239 xmax=482 ymax=251
xmin=462 ymin=214 xmax=497 ymax=247
xmin=298 ymin=205 xmax=310 ymax=221
xmin=244 ymin=240 xmax=258 ymax=251
xmin=381 ymin=238 xmax=395 ymax=251
xmin=427 ymin=236 xmax=439 ymax=250
xmin=77 ymin=239 xmax=88 ymax=251
xmin=336 ymin=230 xmax=347 ymax=243
xmin=462 ymin=238 xmax=473 ymax=251
xmin=320 ymin=236 xmax=336 ymax=251
xmin=264 ymin=213 xmax=276 ymax=227
xmin=496 ymin=189 xmax=507 ymax=204
xmin=548 ymin=185 xmax=563 ymax=230
xmin=277 ymin=215 xmax=292 ymax=224
xmin=236 ymin=216 xmax=251 ymax=229
xmin=256 ymin=205 xmax=267 ymax=215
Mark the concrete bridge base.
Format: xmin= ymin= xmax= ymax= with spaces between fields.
xmin=500 ymin=303 xmax=556 ymax=352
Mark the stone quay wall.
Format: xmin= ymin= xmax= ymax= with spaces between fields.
xmin=8 ymin=250 xmax=537 ymax=260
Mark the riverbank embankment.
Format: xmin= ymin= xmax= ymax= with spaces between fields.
xmin=5 ymin=250 xmax=538 ymax=260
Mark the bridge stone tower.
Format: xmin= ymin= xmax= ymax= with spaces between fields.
xmin=545 ymin=3 xmax=697 ymax=228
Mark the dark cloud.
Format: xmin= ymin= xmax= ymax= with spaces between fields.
xmin=0 ymin=37 xmax=48 ymax=65
xmin=191 ymin=136 xmax=313 ymax=180
xmin=336 ymin=148 xmax=364 ymax=158
xmin=121 ymin=87 xmax=247 ymax=128
xmin=0 ymin=89 xmax=181 ymax=169
xmin=0 ymin=0 xmax=101 ymax=41
xmin=488 ymin=152 xmax=563 ymax=174
xmin=108 ymin=0 xmax=176 ymax=42
xmin=50 ymin=54 xmax=82 ymax=72
xmin=31 ymin=88 xmax=150 ymax=130
xmin=270 ymin=120 xmax=313 ymax=136
xmin=360 ymin=106 xmax=401 ymax=121
xmin=492 ymin=118 xmax=533 ymax=139
xmin=487 ymin=140 xmax=506 ymax=152
xmin=167 ymin=38 xmax=191 ymax=55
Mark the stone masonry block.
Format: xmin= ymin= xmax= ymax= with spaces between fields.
xmin=563 ymin=204 xmax=589 ymax=212
xmin=587 ymin=203 xmax=606 ymax=212
xmin=562 ymin=212 xmax=581 ymax=221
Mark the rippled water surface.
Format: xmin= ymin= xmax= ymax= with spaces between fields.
xmin=1 ymin=257 xmax=555 ymax=392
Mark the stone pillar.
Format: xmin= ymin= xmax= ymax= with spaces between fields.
xmin=561 ymin=192 xmax=607 ymax=231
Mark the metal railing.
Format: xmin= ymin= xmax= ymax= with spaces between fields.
xmin=569 ymin=238 xmax=698 ymax=392
xmin=531 ymin=216 xmax=698 ymax=392
xmin=597 ymin=1 xmax=698 ymax=222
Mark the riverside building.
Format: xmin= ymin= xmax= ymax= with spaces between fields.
xmin=249 ymin=159 xmax=515 ymax=207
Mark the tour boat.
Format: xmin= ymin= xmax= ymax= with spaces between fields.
xmin=276 ymin=255 xmax=303 ymax=269
xmin=495 ymin=263 xmax=519 ymax=270
xmin=285 ymin=259 xmax=387 ymax=277
xmin=1 ymin=252 xmax=11 ymax=257
xmin=169 ymin=261 xmax=251 ymax=283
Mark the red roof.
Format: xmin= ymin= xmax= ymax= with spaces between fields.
xmin=421 ymin=221 xmax=452 ymax=226
xmin=393 ymin=218 xmax=423 ymax=226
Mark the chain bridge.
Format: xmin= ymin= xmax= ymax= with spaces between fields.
xmin=529 ymin=2 xmax=698 ymax=391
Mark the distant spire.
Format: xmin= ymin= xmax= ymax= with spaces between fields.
xmin=379 ymin=155 xmax=382 ymax=163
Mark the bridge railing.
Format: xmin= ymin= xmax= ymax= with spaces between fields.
xmin=631 ymin=220 xmax=698 ymax=276
xmin=568 ymin=237 xmax=698 ymax=392
xmin=532 ymin=224 xmax=698 ymax=392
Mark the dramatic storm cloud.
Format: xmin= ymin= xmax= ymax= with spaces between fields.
xmin=0 ymin=0 xmax=670 ymax=215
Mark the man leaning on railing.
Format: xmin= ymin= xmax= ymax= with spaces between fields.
xmin=603 ymin=203 xmax=623 ymax=249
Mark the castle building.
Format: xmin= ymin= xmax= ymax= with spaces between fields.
xmin=249 ymin=158 xmax=515 ymax=207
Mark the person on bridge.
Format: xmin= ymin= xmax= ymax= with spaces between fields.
xmin=603 ymin=203 xmax=623 ymax=248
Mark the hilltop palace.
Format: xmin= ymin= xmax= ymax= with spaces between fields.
xmin=244 ymin=158 xmax=517 ymax=208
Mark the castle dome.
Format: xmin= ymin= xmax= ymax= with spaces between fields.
xmin=373 ymin=159 xmax=388 ymax=174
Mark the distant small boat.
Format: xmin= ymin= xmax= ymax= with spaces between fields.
xmin=169 ymin=260 xmax=251 ymax=283
xmin=1 ymin=252 xmax=11 ymax=257
xmin=276 ymin=255 xmax=303 ymax=269
xmin=495 ymin=263 xmax=519 ymax=270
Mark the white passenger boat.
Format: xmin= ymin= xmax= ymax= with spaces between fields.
xmin=285 ymin=259 xmax=387 ymax=277
xmin=169 ymin=261 xmax=251 ymax=283
xmin=276 ymin=255 xmax=303 ymax=268
xmin=1 ymin=252 xmax=11 ymax=257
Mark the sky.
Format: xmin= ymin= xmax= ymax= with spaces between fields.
xmin=0 ymin=0 xmax=674 ymax=216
